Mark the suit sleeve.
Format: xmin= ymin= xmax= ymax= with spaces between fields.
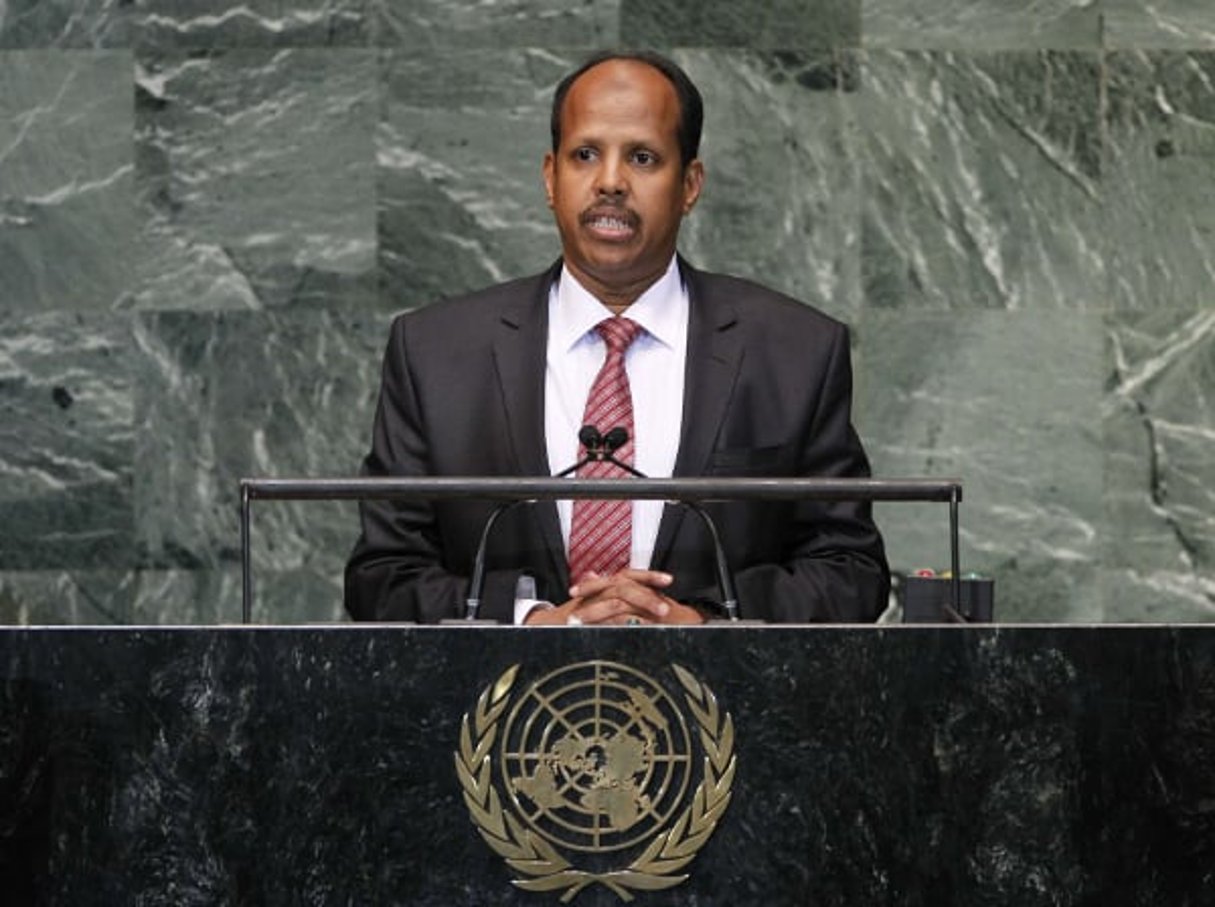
xmin=343 ymin=316 xmax=526 ymax=622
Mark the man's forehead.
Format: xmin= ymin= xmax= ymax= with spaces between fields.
xmin=564 ymin=59 xmax=678 ymax=110
xmin=559 ymin=60 xmax=680 ymax=138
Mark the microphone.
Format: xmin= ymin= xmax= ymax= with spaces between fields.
xmin=589 ymin=427 xmax=742 ymax=620
xmin=580 ymin=424 xmax=603 ymax=452
xmin=602 ymin=427 xmax=628 ymax=453
xmin=553 ymin=425 xmax=606 ymax=478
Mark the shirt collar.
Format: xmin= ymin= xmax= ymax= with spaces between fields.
xmin=550 ymin=257 xmax=687 ymax=352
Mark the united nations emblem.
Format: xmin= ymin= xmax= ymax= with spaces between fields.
xmin=455 ymin=661 xmax=736 ymax=902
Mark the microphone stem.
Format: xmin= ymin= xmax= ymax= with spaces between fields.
xmin=465 ymin=500 xmax=532 ymax=619
xmin=682 ymin=501 xmax=740 ymax=620
xmin=600 ymin=453 xmax=647 ymax=479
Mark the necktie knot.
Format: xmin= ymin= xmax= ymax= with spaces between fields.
xmin=596 ymin=317 xmax=642 ymax=354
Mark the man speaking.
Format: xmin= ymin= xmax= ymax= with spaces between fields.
xmin=345 ymin=51 xmax=889 ymax=625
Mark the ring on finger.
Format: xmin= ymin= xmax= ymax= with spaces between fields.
xmin=567 ymin=614 xmax=583 ymax=627
xmin=625 ymin=616 xmax=641 ymax=627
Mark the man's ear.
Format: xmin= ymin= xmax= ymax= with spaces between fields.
xmin=682 ymin=158 xmax=705 ymax=215
xmin=542 ymin=152 xmax=556 ymax=209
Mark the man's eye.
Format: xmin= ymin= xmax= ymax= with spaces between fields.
xmin=633 ymin=150 xmax=656 ymax=165
xmin=574 ymin=148 xmax=596 ymax=162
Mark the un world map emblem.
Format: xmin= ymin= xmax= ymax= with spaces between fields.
xmin=455 ymin=661 xmax=736 ymax=902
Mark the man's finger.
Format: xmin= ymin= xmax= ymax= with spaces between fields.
xmin=570 ymin=569 xmax=672 ymax=598
xmin=575 ymin=585 xmax=672 ymax=620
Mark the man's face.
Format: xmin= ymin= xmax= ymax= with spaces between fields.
xmin=543 ymin=60 xmax=704 ymax=304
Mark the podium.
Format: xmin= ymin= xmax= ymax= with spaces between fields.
xmin=2 ymin=625 xmax=1213 ymax=905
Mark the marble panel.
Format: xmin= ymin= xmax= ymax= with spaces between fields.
xmin=373 ymin=0 xmax=618 ymax=48
xmin=0 ymin=565 xmax=344 ymax=626
xmin=0 ymin=571 xmax=133 ymax=625
xmin=134 ymin=0 xmax=371 ymax=48
xmin=620 ymin=0 xmax=860 ymax=49
xmin=132 ymin=49 xmax=377 ymax=311
xmin=247 ymin=564 xmax=348 ymax=623
xmin=1103 ymin=310 xmax=1215 ymax=621
xmin=1102 ymin=51 xmax=1215 ymax=309
xmin=859 ymin=51 xmax=1106 ymax=310
xmin=855 ymin=310 xmax=1104 ymax=621
xmin=677 ymin=50 xmax=861 ymax=320
xmin=377 ymin=49 xmax=563 ymax=310
xmin=1105 ymin=0 xmax=1215 ymax=49
xmin=0 ymin=0 xmax=130 ymax=48
xmin=129 ymin=568 xmax=239 ymax=623
xmin=0 ymin=51 xmax=135 ymax=313
xmin=0 ymin=314 xmax=134 ymax=570
xmin=861 ymin=0 xmax=1103 ymax=50
xmin=132 ymin=310 xmax=382 ymax=607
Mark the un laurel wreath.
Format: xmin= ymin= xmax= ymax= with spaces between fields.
xmin=454 ymin=660 xmax=736 ymax=903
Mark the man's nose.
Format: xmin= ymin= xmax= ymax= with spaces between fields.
xmin=594 ymin=154 xmax=628 ymax=197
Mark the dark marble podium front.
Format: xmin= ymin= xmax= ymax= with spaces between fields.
xmin=1 ymin=626 xmax=1213 ymax=906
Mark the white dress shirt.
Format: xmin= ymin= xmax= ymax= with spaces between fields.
xmin=514 ymin=257 xmax=688 ymax=623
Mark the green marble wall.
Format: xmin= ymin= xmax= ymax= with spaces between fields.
xmin=1 ymin=1 xmax=1212 ymax=624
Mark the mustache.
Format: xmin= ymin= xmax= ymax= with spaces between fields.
xmin=579 ymin=204 xmax=639 ymax=227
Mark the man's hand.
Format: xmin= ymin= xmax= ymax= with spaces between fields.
xmin=523 ymin=569 xmax=705 ymax=625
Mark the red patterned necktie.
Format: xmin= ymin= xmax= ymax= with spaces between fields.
xmin=568 ymin=317 xmax=643 ymax=582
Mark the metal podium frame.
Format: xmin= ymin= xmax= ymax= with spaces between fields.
xmin=238 ymin=476 xmax=963 ymax=625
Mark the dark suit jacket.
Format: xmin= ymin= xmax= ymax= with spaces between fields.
xmin=344 ymin=259 xmax=889 ymax=623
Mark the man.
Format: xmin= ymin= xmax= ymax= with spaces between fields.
xmin=345 ymin=51 xmax=888 ymax=625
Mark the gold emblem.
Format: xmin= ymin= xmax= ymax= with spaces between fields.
xmin=455 ymin=661 xmax=736 ymax=902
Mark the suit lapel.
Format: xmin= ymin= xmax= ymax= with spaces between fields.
xmin=652 ymin=262 xmax=744 ymax=568
xmin=492 ymin=262 xmax=569 ymax=588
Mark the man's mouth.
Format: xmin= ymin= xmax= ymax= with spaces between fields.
xmin=581 ymin=208 xmax=638 ymax=240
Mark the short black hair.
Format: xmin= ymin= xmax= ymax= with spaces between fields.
xmin=550 ymin=50 xmax=704 ymax=169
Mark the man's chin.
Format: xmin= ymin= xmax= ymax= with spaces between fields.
xmin=568 ymin=257 xmax=653 ymax=291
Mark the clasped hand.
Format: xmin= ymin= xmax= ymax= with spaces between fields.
xmin=523 ymin=568 xmax=705 ymax=626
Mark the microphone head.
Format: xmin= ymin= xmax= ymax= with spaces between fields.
xmin=603 ymin=427 xmax=629 ymax=451
xmin=578 ymin=424 xmax=603 ymax=450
